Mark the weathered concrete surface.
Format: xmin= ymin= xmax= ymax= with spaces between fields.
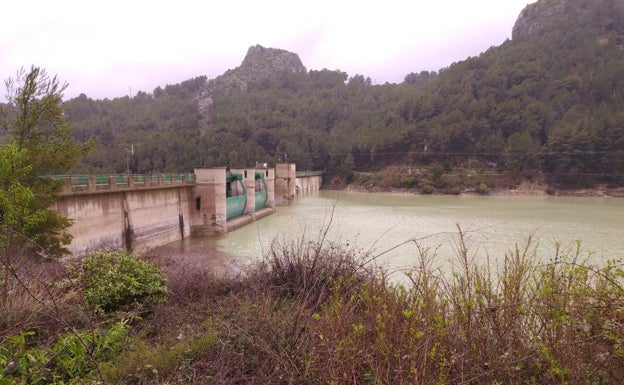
xmin=275 ymin=163 xmax=296 ymax=205
xmin=296 ymin=174 xmax=322 ymax=194
xmin=52 ymin=186 xmax=192 ymax=256
xmin=191 ymin=168 xmax=227 ymax=237
xmin=263 ymin=168 xmax=276 ymax=207
xmin=51 ymin=164 xmax=321 ymax=256
xmin=53 ymin=193 xmax=125 ymax=254
xmin=125 ymin=188 xmax=191 ymax=253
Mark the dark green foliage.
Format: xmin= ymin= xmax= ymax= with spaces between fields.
xmin=0 ymin=67 xmax=91 ymax=308
xmin=477 ymin=182 xmax=489 ymax=195
xmin=0 ymin=67 xmax=91 ymax=258
xmin=0 ymin=321 xmax=128 ymax=385
xmin=1 ymin=67 xmax=91 ymax=175
xmin=77 ymin=250 xmax=168 ymax=314
xmin=65 ymin=0 xmax=624 ymax=188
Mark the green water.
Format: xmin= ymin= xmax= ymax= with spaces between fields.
xmin=155 ymin=191 xmax=624 ymax=277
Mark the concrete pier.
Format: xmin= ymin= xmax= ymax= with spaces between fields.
xmin=275 ymin=163 xmax=296 ymax=204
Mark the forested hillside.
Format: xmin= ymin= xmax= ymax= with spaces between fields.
xmin=65 ymin=0 xmax=624 ymax=191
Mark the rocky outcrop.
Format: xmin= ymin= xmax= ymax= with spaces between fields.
xmin=512 ymin=0 xmax=568 ymax=40
xmin=512 ymin=0 xmax=624 ymax=40
xmin=198 ymin=45 xmax=306 ymax=116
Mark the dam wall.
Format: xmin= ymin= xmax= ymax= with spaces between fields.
xmin=52 ymin=164 xmax=322 ymax=256
xmin=51 ymin=176 xmax=193 ymax=256
xmin=189 ymin=167 xmax=276 ymax=237
xmin=295 ymin=172 xmax=323 ymax=194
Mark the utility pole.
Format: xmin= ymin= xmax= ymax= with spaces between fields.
xmin=126 ymin=144 xmax=134 ymax=174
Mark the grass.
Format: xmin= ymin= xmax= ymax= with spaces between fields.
xmin=2 ymin=229 xmax=624 ymax=384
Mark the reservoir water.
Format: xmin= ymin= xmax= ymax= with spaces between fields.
xmin=154 ymin=191 xmax=624 ymax=278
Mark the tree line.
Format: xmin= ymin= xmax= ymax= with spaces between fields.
xmin=61 ymin=0 xmax=624 ymax=187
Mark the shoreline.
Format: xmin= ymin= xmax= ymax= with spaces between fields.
xmin=341 ymin=181 xmax=624 ymax=198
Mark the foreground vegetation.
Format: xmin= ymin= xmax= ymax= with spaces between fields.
xmin=2 ymin=230 xmax=623 ymax=384
xmin=3 ymin=7 xmax=623 ymax=381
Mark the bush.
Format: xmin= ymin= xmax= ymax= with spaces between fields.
xmin=402 ymin=175 xmax=417 ymax=188
xmin=477 ymin=182 xmax=489 ymax=195
xmin=429 ymin=163 xmax=448 ymax=182
xmin=0 ymin=320 xmax=129 ymax=384
xmin=301 ymin=235 xmax=624 ymax=384
xmin=78 ymin=250 xmax=168 ymax=314
xmin=0 ymin=259 xmax=74 ymax=342
xmin=248 ymin=236 xmax=375 ymax=308
xmin=102 ymin=328 xmax=218 ymax=384
xmin=353 ymin=172 xmax=381 ymax=187
xmin=419 ymin=178 xmax=434 ymax=194
xmin=89 ymin=234 xmax=624 ymax=384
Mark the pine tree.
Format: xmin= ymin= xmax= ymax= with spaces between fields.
xmin=0 ymin=66 xmax=92 ymax=259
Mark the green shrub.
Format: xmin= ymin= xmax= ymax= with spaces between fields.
xmin=429 ymin=163 xmax=448 ymax=183
xmin=402 ymin=175 xmax=417 ymax=188
xmin=79 ymin=250 xmax=168 ymax=314
xmin=419 ymin=178 xmax=434 ymax=194
xmin=0 ymin=321 xmax=129 ymax=384
xmin=477 ymin=182 xmax=489 ymax=195
xmin=300 ymin=235 xmax=624 ymax=384
xmin=102 ymin=331 xmax=218 ymax=384
xmin=353 ymin=172 xmax=381 ymax=186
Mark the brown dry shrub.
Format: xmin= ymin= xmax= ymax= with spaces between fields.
xmin=1 ymin=257 xmax=84 ymax=342
xmin=106 ymin=232 xmax=624 ymax=384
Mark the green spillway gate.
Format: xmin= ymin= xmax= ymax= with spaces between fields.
xmin=226 ymin=173 xmax=246 ymax=220
xmin=255 ymin=172 xmax=267 ymax=211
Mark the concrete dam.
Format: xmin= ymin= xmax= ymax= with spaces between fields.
xmin=51 ymin=164 xmax=323 ymax=256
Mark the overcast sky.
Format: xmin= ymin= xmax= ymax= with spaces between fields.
xmin=1 ymin=0 xmax=536 ymax=101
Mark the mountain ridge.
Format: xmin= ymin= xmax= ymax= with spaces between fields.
xmin=198 ymin=45 xmax=306 ymax=116
xmin=513 ymin=0 xmax=624 ymax=40
xmin=65 ymin=0 xmax=624 ymax=192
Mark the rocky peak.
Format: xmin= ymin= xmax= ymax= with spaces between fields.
xmin=198 ymin=45 xmax=306 ymax=116
xmin=206 ymin=45 xmax=305 ymax=93
xmin=240 ymin=45 xmax=307 ymax=76
xmin=512 ymin=0 xmax=624 ymax=40
xmin=512 ymin=0 xmax=567 ymax=40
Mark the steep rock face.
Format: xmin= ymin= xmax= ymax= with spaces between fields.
xmin=199 ymin=45 xmax=306 ymax=116
xmin=240 ymin=45 xmax=307 ymax=80
xmin=512 ymin=0 xmax=624 ymax=40
xmin=512 ymin=0 xmax=568 ymax=39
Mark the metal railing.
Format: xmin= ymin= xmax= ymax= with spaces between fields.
xmin=53 ymin=173 xmax=196 ymax=195
xmin=295 ymin=171 xmax=325 ymax=177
